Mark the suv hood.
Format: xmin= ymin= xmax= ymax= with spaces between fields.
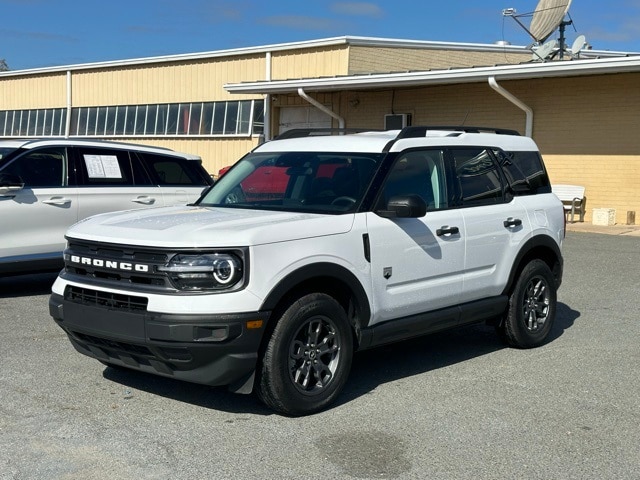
xmin=67 ymin=206 xmax=355 ymax=248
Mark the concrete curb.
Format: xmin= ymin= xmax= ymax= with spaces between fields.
xmin=565 ymin=222 xmax=640 ymax=236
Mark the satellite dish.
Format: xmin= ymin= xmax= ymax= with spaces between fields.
xmin=532 ymin=39 xmax=558 ymax=61
xmin=503 ymin=0 xmax=574 ymax=60
xmin=570 ymin=34 xmax=586 ymax=55
xmin=530 ymin=0 xmax=573 ymax=43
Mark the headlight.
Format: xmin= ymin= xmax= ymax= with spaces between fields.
xmin=159 ymin=253 xmax=243 ymax=291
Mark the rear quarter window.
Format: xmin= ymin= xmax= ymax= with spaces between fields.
xmin=495 ymin=150 xmax=551 ymax=195
xmin=138 ymin=152 xmax=212 ymax=186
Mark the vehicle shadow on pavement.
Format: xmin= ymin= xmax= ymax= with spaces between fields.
xmin=0 ymin=272 xmax=58 ymax=298
xmin=101 ymin=302 xmax=580 ymax=416
xmin=336 ymin=301 xmax=580 ymax=408
xmin=102 ymin=366 xmax=274 ymax=415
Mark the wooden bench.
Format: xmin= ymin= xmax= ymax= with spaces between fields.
xmin=552 ymin=184 xmax=586 ymax=223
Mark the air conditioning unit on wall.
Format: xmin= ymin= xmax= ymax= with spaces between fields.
xmin=384 ymin=113 xmax=412 ymax=130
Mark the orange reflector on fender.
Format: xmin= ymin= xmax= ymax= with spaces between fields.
xmin=246 ymin=320 xmax=263 ymax=329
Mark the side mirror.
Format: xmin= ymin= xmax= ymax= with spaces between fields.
xmin=0 ymin=173 xmax=25 ymax=195
xmin=376 ymin=194 xmax=427 ymax=218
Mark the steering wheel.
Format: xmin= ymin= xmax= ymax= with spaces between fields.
xmin=331 ymin=196 xmax=357 ymax=207
xmin=224 ymin=187 xmax=245 ymax=204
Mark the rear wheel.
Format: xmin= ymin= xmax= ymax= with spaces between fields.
xmin=500 ymin=259 xmax=557 ymax=348
xmin=257 ymin=293 xmax=353 ymax=416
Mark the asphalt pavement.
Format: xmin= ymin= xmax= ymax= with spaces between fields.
xmin=1 ymin=231 xmax=639 ymax=479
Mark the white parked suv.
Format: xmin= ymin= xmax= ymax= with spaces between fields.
xmin=0 ymin=139 xmax=212 ymax=275
xmin=49 ymin=127 xmax=564 ymax=416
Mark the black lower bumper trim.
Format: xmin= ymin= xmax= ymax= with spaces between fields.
xmin=49 ymin=293 xmax=270 ymax=388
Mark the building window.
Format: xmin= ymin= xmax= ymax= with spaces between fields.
xmin=0 ymin=100 xmax=264 ymax=138
xmin=0 ymin=108 xmax=67 ymax=137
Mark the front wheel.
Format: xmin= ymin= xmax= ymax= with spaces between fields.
xmin=500 ymin=259 xmax=557 ymax=348
xmin=256 ymin=293 xmax=353 ymax=416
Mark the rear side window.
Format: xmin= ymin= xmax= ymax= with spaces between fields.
xmin=74 ymin=147 xmax=152 ymax=186
xmin=2 ymin=147 xmax=67 ymax=187
xmin=452 ymin=148 xmax=504 ymax=207
xmin=138 ymin=152 xmax=212 ymax=186
xmin=494 ymin=149 xmax=551 ymax=195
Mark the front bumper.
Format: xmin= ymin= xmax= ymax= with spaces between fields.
xmin=49 ymin=292 xmax=270 ymax=391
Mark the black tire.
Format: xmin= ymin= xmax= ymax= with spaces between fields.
xmin=256 ymin=293 xmax=353 ymax=416
xmin=501 ymin=259 xmax=557 ymax=348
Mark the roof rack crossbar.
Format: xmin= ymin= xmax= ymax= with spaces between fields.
xmin=274 ymin=128 xmax=383 ymax=140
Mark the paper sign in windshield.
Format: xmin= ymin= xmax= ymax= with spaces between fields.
xmin=84 ymin=154 xmax=122 ymax=179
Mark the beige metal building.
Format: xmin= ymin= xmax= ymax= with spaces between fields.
xmin=1 ymin=36 xmax=639 ymax=223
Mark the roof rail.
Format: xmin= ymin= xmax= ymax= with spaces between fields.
xmin=274 ymin=128 xmax=382 ymax=140
xmin=395 ymin=126 xmax=521 ymax=139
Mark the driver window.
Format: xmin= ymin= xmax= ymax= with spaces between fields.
xmin=379 ymin=149 xmax=448 ymax=210
xmin=3 ymin=148 xmax=67 ymax=187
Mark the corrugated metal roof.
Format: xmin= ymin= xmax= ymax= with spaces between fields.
xmin=0 ymin=35 xmax=633 ymax=78
xmin=224 ymin=55 xmax=640 ymax=94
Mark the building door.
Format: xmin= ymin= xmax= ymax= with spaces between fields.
xmin=278 ymin=106 xmax=332 ymax=134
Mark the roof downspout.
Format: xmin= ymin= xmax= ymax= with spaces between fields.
xmin=65 ymin=70 xmax=72 ymax=138
xmin=488 ymin=76 xmax=533 ymax=137
xmin=297 ymin=87 xmax=345 ymax=129
xmin=264 ymin=52 xmax=272 ymax=141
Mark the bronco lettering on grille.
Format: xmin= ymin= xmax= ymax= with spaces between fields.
xmin=69 ymin=255 xmax=150 ymax=273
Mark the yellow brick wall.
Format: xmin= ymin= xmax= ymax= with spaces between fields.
xmin=272 ymin=46 xmax=349 ymax=80
xmin=543 ymin=155 xmax=639 ymax=223
xmin=507 ymin=74 xmax=640 ymax=224
xmin=349 ymin=46 xmax=531 ymax=74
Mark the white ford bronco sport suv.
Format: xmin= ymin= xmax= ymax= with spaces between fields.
xmin=50 ymin=126 xmax=564 ymax=416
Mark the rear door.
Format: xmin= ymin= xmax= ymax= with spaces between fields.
xmin=450 ymin=147 xmax=530 ymax=303
xmin=72 ymin=146 xmax=160 ymax=220
xmin=0 ymin=146 xmax=78 ymax=261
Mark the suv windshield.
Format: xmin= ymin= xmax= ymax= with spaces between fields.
xmin=199 ymin=151 xmax=383 ymax=213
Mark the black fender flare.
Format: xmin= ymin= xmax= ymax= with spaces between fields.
xmin=503 ymin=235 xmax=563 ymax=296
xmin=260 ymin=262 xmax=372 ymax=327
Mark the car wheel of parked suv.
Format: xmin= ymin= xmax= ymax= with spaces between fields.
xmin=257 ymin=293 xmax=354 ymax=416
xmin=502 ymin=259 xmax=557 ymax=348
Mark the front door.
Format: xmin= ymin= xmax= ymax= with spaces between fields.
xmin=0 ymin=147 xmax=78 ymax=261
xmin=366 ymin=148 xmax=465 ymax=325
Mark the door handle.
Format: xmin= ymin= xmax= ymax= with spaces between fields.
xmin=132 ymin=196 xmax=156 ymax=205
xmin=42 ymin=196 xmax=71 ymax=206
xmin=436 ymin=225 xmax=460 ymax=236
xmin=504 ymin=217 xmax=522 ymax=228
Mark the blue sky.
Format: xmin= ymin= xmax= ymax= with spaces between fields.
xmin=2 ymin=0 xmax=640 ymax=70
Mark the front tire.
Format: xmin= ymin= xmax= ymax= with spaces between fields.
xmin=501 ymin=259 xmax=557 ymax=348
xmin=257 ymin=293 xmax=353 ymax=416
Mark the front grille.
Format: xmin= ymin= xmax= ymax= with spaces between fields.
xmin=64 ymin=240 xmax=173 ymax=290
xmin=65 ymin=285 xmax=148 ymax=311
